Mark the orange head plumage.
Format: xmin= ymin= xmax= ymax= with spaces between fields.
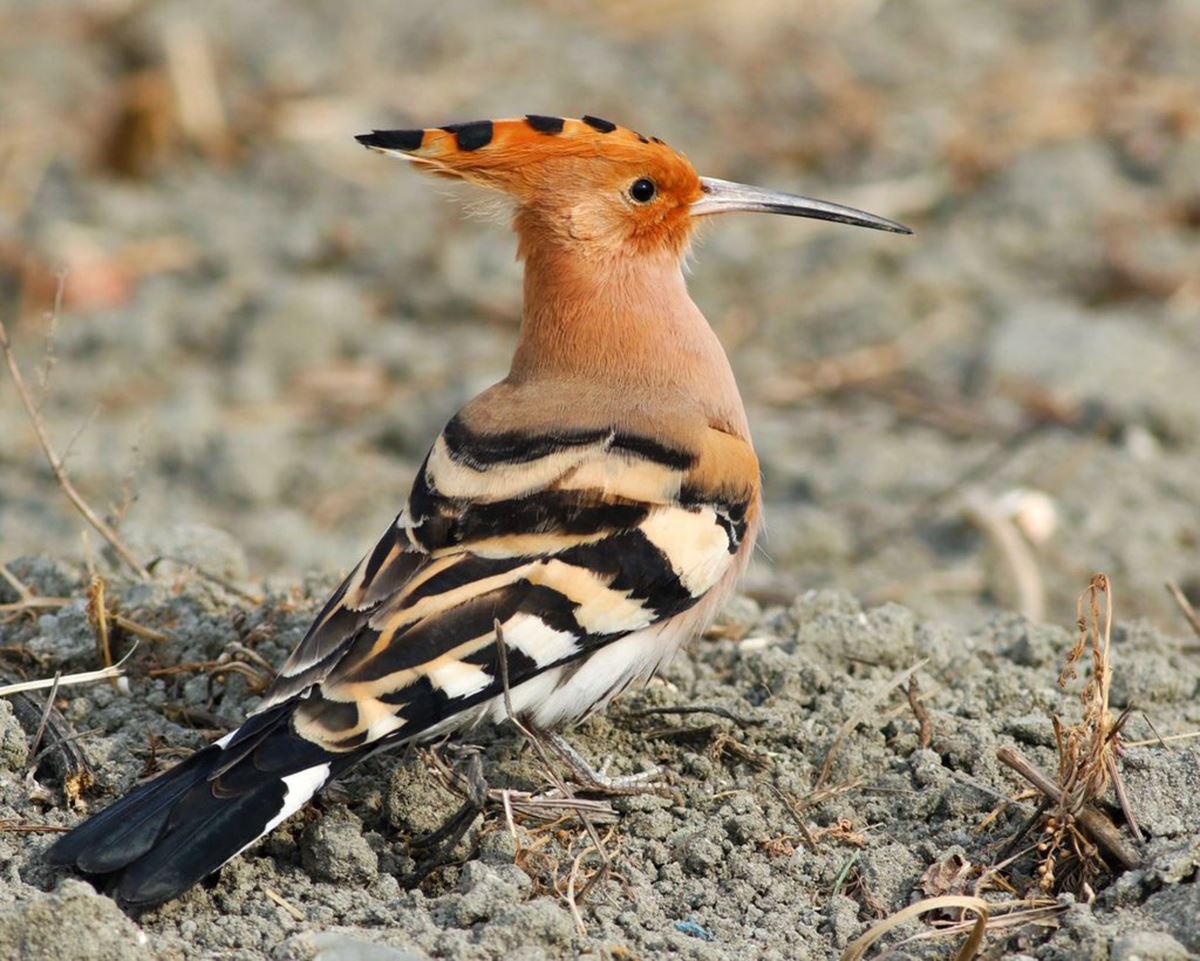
xmin=357 ymin=115 xmax=706 ymax=259
xmin=356 ymin=114 xmax=911 ymax=263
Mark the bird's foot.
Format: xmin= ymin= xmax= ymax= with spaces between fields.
xmin=541 ymin=730 xmax=668 ymax=797
xmin=403 ymin=749 xmax=488 ymax=884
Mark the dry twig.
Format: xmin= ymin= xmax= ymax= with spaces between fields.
xmin=262 ymin=886 xmax=305 ymax=922
xmin=1124 ymin=730 xmax=1200 ymax=749
xmin=996 ymin=747 xmax=1139 ymax=872
xmin=0 ymin=648 xmax=136 ymax=698
xmin=1165 ymin=580 xmax=1200 ymax=639
xmin=0 ymin=314 xmax=149 ymax=579
xmin=907 ymin=675 xmax=933 ymax=749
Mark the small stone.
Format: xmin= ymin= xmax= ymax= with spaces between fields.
xmin=276 ymin=931 xmax=430 ymax=961
xmin=0 ymin=699 xmax=27 ymax=772
xmin=139 ymin=523 xmax=249 ymax=583
xmin=385 ymin=761 xmax=454 ymax=836
xmin=1111 ymin=931 xmax=1192 ymax=961
xmin=676 ymin=834 xmax=724 ymax=875
xmin=0 ymin=879 xmax=153 ymax=961
xmin=449 ymin=861 xmax=533 ymax=925
xmin=825 ymin=893 xmax=862 ymax=949
xmin=475 ymin=826 xmax=519 ymax=864
xmin=301 ymin=811 xmax=379 ymax=884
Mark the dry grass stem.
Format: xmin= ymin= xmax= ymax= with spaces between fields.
xmin=769 ymin=785 xmax=818 ymax=851
xmin=86 ymin=575 xmax=114 ymax=687
xmin=410 ymin=620 xmax=623 ymax=932
xmin=0 ymin=642 xmax=138 ymax=698
xmin=24 ymin=671 xmax=61 ymax=776
xmin=0 ymin=588 xmax=169 ymax=642
xmin=623 ymin=704 xmax=762 ymax=727
xmin=816 ymin=660 xmax=927 ymax=790
xmin=895 ymin=899 xmax=1065 ymax=953
xmin=840 ymin=895 xmax=990 ymax=961
xmin=1165 ymin=581 xmax=1200 ymax=639
xmin=1124 ymin=730 xmax=1200 ymax=748
xmin=262 ymin=886 xmax=305 ymax=921
xmin=1106 ymin=753 xmax=1143 ymax=843
xmin=1048 ymin=574 xmax=1137 ymax=885
xmin=425 ymin=750 xmax=618 ymax=825
xmin=0 ymin=314 xmax=149 ymax=580
xmin=961 ymin=488 xmax=1045 ymax=622
xmin=907 ymin=675 xmax=934 ymax=748
xmin=984 ymin=575 xmax=1145 ymax=895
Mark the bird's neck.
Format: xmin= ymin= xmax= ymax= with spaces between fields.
xmin=510 ymin=242 xmax=750 ymax=438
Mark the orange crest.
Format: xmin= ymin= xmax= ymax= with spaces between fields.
xmin=357 ymin=115 xmax=705 ymax=258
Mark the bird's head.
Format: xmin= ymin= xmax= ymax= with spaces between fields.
xmin=357 ymin=115 xmax=910 ymax=263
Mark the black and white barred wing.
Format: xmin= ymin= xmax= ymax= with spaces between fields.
xmin=268 ymin=412 xmax=758 ymax=752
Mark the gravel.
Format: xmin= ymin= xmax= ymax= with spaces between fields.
xmin=0 ymin=567 xmax=1196 ymax=959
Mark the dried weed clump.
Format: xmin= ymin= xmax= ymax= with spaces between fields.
xmin=848 ymin=574 xmax=1146 ymax=961
xmin=994 ymin=573 xmax=1140 ymax=899
xmin=1040 ymin=573 xmax=1139 ymax=893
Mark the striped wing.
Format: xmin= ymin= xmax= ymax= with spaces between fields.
xmin=262 ymin=398 xmax=759 ymax=753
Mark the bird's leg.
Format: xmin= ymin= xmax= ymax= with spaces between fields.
xmin=404 ymin=749 xmax=489 ymax=884
xmin=532 ymin=725 xmax=667 ymax=797
xmin=493 ymin=617 xmax=662 ymax=799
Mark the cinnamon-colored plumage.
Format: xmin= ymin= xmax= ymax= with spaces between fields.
xmin=49 ymin=115 xmax=910 ymax=905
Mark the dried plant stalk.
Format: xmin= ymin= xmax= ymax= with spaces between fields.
xmin=840 ymin=895 xmax=989 ymax=961
xmin=0 ymin=315 xmax=148 ymax=580
xmin=1036 ymin=573 xmax=1138 ymax=891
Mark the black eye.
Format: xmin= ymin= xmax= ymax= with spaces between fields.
xmin=629 ymin=178 xmax=657 ymax=203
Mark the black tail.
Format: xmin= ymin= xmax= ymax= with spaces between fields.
xmin=48 ymin=702 xmax=361 ymax=906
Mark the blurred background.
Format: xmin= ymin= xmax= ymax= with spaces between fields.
xmin=1 ymin=0 xmax=1197 ymax=630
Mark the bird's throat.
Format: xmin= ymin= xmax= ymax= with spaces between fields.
xmin=510 ymin=243 xmax=750 ymax=438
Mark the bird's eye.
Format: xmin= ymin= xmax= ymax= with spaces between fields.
xmin=629 ymin=178 xmax=657 ymax=203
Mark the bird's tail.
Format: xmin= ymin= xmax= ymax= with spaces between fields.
xmin=47 ymin=701 xmax=361 ymax=906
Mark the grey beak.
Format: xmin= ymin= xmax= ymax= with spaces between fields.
xmin=690 ymin=177 xmax=913 ymax=235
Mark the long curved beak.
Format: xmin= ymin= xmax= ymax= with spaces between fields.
xmin=690 ymin=177 xmax=913 ymax=235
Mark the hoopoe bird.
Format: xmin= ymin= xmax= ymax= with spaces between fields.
xmin=49 ymin=115 xmax=910 ymax=904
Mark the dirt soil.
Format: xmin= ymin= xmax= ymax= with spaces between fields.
xmin=1 ymin=1 xmax=1199 ymax=959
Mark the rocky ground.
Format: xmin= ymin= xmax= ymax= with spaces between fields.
xmin=1 ymin=559 xmax=1199 ymax=960
xmin=1 ymin=0 xmax=1199 ymax=958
